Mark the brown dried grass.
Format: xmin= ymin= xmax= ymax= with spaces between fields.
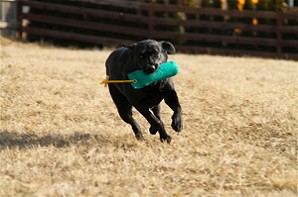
xmin=1 ymin=37 xmax=297 ymax=197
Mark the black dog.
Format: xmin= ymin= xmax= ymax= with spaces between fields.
xmin=105 ymin=39 xmax=183 ymax=143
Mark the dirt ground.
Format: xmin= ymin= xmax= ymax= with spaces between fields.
xmin=0 ymin=37 xmax=297 ymax=197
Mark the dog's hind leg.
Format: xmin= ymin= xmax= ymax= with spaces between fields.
xmin=108 ymin=85 xmax=144 ymax=141
xmin=151 ymin=105 xmax=161 ymax=120
xmin=134 ymin=104 xmax=171 ymax=143
xmin=150 ymin=105 xmax=172 ymax=143
xmin=149 ymin=105 xmax=161 ymax=135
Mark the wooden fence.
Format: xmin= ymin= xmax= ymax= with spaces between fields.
xmin=0 ymin=0 xmax=18 ymax=37
xmin=17 ymin=0 xmax=298 ymax=59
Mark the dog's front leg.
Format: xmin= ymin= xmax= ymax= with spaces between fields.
xmin=133 ymin=104 xmax=171 ymax=143
xmin=164 ymin=90 xmax=183 ymax=132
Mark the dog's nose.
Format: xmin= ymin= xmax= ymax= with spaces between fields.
xmin=145 ymin=65 xmax=156 ymax=73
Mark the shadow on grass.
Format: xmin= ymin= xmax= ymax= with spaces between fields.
xmin=0 ymin=131 xmax=93 ymax=150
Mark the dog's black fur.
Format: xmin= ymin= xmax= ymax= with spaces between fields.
xmin=105 ymin=39 xmax=183 ymax=143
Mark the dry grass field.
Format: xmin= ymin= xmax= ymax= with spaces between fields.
xmin=0 ymin=36 xmax=297 ymax=197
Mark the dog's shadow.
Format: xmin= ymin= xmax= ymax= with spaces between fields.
xmin=0 ymin=131 xmax=93 ymax=150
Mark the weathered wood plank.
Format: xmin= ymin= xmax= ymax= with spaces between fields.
xmin=17 ymin=0 xmax=298 ymax=60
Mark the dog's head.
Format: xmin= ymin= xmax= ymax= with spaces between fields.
xmin=125 ymin=40 xmax=175 ymax=74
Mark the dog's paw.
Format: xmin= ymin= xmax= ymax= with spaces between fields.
xmin=172 ymin=113 xmax=183 ymax=132
xmin=160 ymin=135 xmax=171 ymax=143
xmin=149 ymin=125 xmax=158 ymax=135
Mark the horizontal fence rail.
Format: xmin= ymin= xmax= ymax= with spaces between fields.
xmin=17 ymin=0 xmax=298 ymax=59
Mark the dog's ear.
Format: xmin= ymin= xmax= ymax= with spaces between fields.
xmin=160 ymin=41 xmax=175 ymax=54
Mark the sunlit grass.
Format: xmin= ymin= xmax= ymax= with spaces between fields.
xmin=1 ymin=36 xmax=297 ymax=196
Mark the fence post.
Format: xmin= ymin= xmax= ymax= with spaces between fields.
xmin=16 ymin=0 xmax=22 ymax=39
xmin=276 ymin=10 xmax=282 ymax=57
